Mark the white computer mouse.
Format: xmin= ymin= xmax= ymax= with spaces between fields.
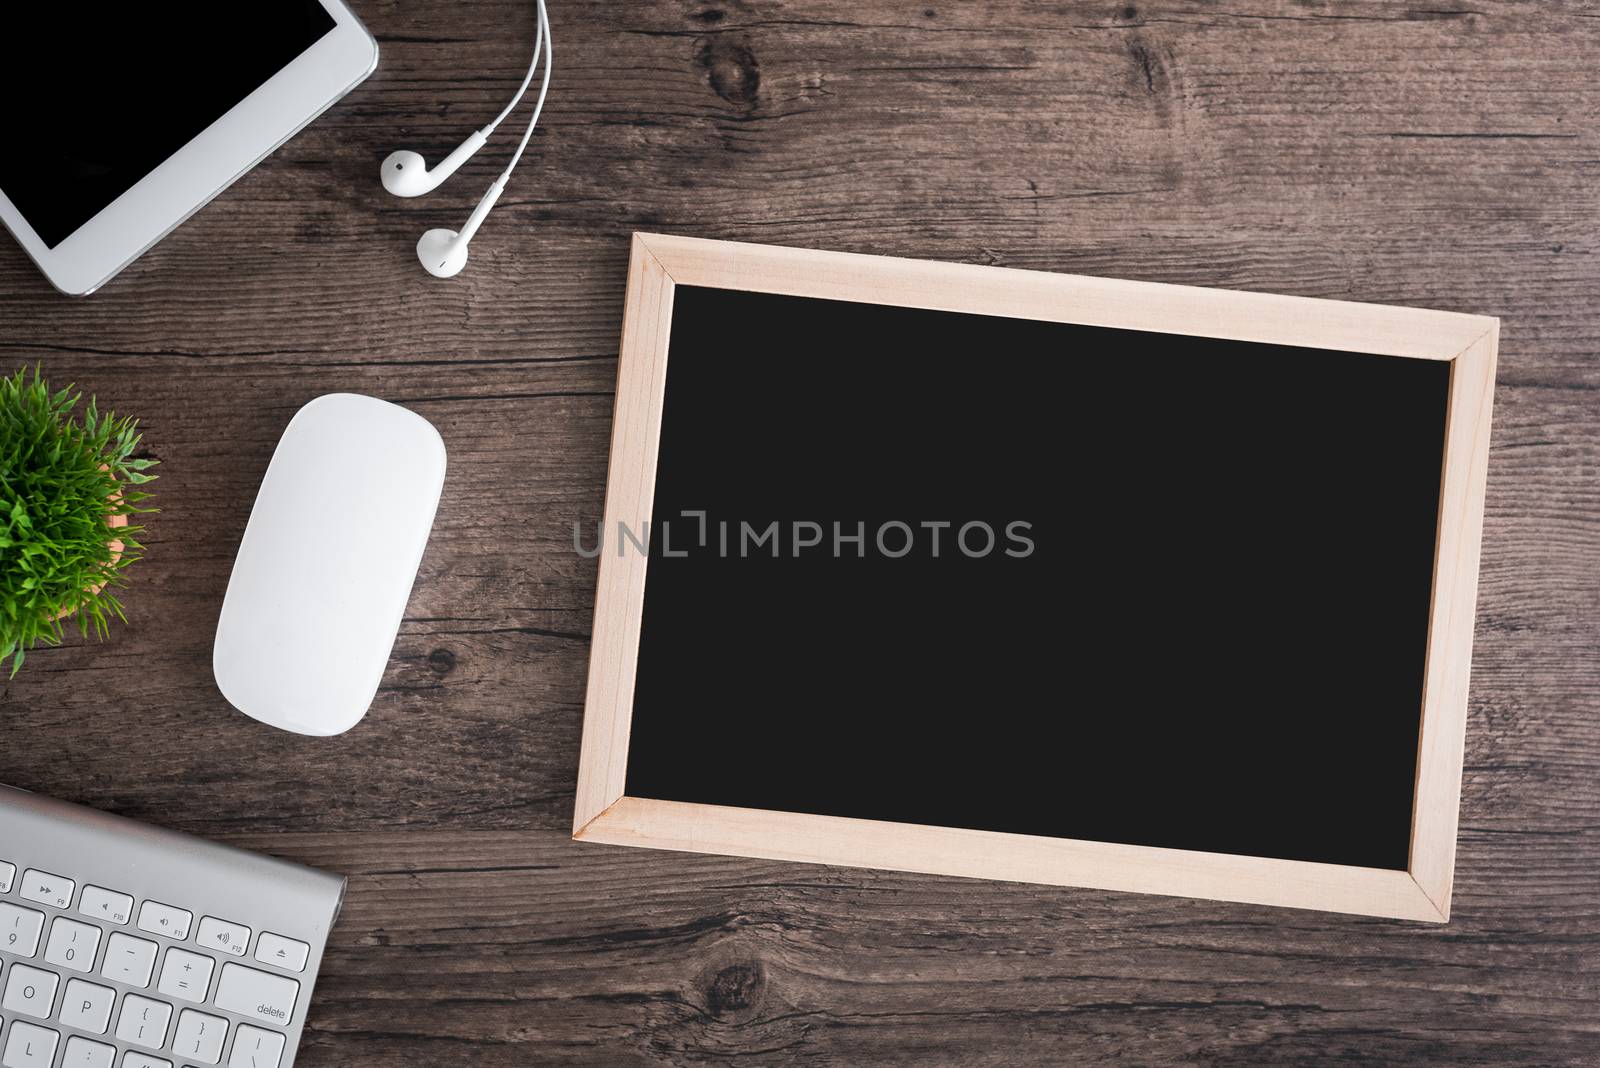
xmin=214 ymin=393 xmax=447 ymax=736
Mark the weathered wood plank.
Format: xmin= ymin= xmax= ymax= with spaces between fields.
xmin=1 ymin=0 xmax=1597 ymax=1063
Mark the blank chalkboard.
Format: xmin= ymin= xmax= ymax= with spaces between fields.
xmin=575 ymin=235 xmax=1497 ymax=921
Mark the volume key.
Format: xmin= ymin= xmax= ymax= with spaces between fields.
xmin=79 ymin=886 xmax=134 ymax=925
xmin=197 ymin=916 xmax=251 ymax=957
xmin=137 ymin=900 xmax=193 ymax=940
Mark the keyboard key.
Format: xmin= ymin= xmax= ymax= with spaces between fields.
xmin=62 ymin=1036 xmax=115 ymax=1068
xmin=60 ymin=978 xmax=117 ymax=1034
xmin=119 ymin=1055 xmax=171 ymax=1068
xmin=101 ymin=932 xmax=159 ymax=987
xmin=18 ymin=870 xmax=73 ymax=910
xmin=0 ymin=860 xmax=14 ymax=893
xmin=79 ymin=887 xmax=134 ymax=926
xmin=157 ymin=947 xmax=215 ymax=1003
xmin=254 ymin=933 xmax=309 ymax=973
xmin=115 ymin=994 xmax=173 ymax=1050
xmin=173 ymin=1009 xmax=229 ymax=1066
xmin=136 ymin=901 xmax=192 ymax=941
xmin=226 ymin=1024 xmax=285 ymax=1068
xmin=1 ymin=1021 xmax=58 ymax=1068
xmin=213 ymin=963 xmax=299 ymax=1028
xmin=0 ymin=903 xmax=45 ymax=957
xmin=45 ymin=917 xmax=103 ymax=973
xmin=2 ymin=963 xmax=58 ymax=1019
xmin=197 ymin=917 xmax=251 ymax=958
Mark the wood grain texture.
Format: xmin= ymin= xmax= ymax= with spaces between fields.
xmin=0 ymin=0 xmax=1596 ymax=1063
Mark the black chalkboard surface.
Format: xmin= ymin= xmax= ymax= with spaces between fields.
xmin=625 ymin=285 xmax=1448 ymax=871
xmin=575 ymin=235 xmax=1497 ymax=920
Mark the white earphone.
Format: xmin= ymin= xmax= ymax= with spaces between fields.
xmin=382 ymin=0 xmax=552 ymax=278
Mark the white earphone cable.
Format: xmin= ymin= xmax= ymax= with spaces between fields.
xmin=499 ymin=0 xmax=553 ymax=183
xmin=485 ymin=0 xmax=547 ymax=134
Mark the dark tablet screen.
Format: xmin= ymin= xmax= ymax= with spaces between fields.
xmin=0 ymin=3 xmax=336 ymax=248
xmin=624 ymin=286 xmax=1450 ymax=871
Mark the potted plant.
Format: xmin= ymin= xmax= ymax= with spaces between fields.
xmin=0 ymin=368 xmax=157 ymax=675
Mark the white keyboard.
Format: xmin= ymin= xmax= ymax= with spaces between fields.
xmin=0 ymin=785 xmax=344 ymax=1068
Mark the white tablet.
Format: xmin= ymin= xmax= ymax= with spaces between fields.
xmin=0 ymin=3 xmax=378 ymax=295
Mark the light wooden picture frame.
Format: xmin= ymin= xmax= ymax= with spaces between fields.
xmin=573 ymin=233 xmax=1498 ymax=922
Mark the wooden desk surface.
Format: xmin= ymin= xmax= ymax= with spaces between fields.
xmin=2 ymin=2 xmax=1596 ymax=1064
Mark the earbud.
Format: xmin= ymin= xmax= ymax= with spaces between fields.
xmin=415 ymin=178 xmax=507 ymax=279
xmin=381 ymin=130 xmax=489 ymax=197
xmin=415 ymin=229 xmax=470 ymax=279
